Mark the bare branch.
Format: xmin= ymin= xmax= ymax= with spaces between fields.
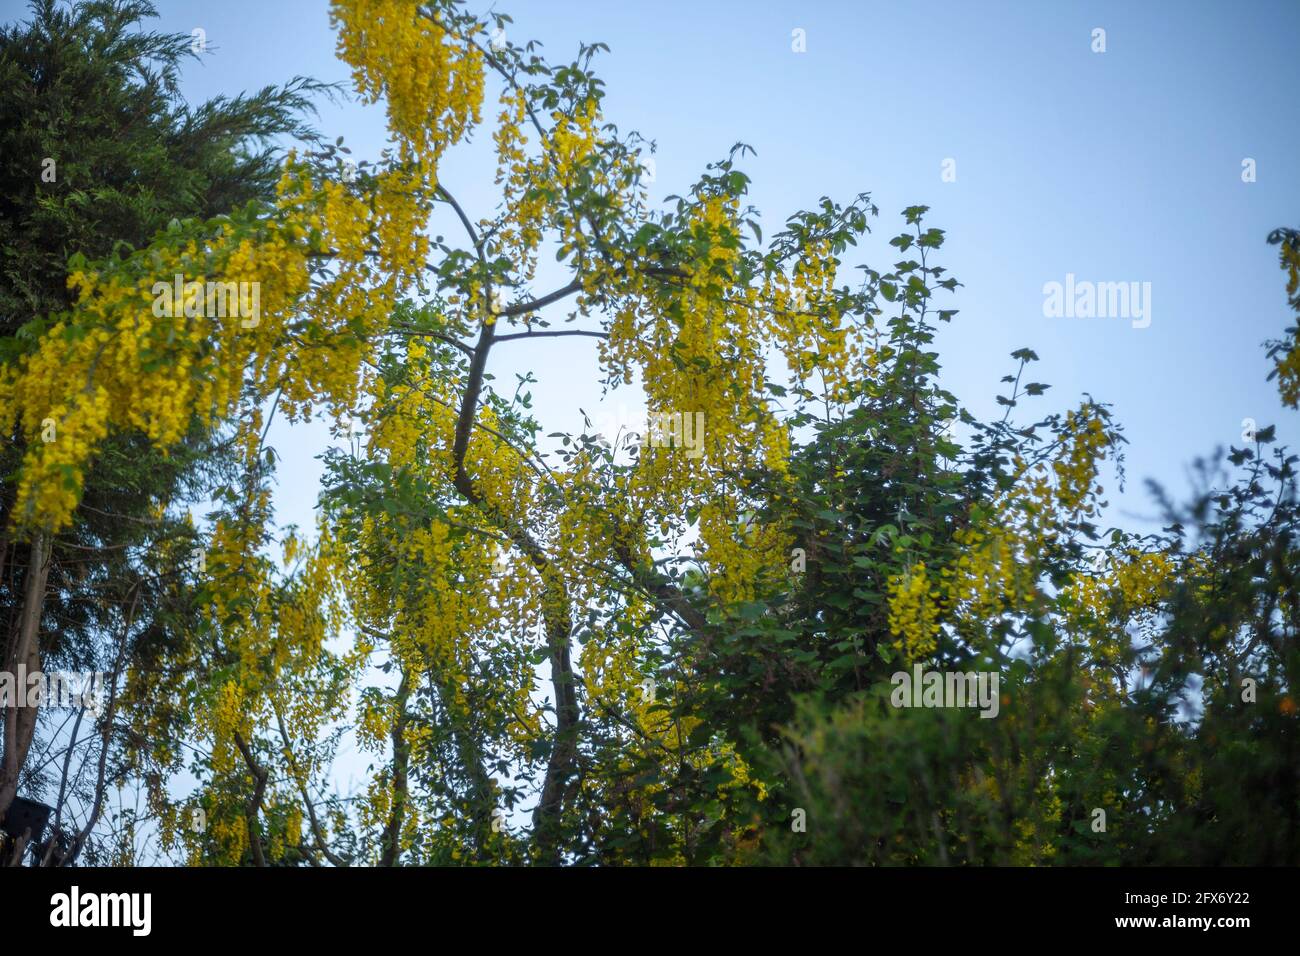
xmin=497 ymin=279 xmax=583 ymax=318
xmin=493 ymin=327 xmax=607 ymax=343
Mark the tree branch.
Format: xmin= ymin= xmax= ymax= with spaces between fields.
xmin=493 ymin=327 xmax=607 ymax=343
xmin=497 ymin=279 xmax=583 ymax=318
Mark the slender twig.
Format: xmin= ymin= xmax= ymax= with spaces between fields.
xmin=493 ymin=328 xmax=607 ymax=343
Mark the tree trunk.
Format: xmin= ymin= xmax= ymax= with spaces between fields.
xmin=531 ymin=588 xmax=579 ymax=864
xmin=0 ymin=532 xmax=49 ymax=825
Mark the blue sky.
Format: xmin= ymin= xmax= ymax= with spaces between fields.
xmin=65 ymin=0 xmax=1293 ymax=533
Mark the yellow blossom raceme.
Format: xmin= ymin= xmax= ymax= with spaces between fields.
xmin=697 ymin=493 xmax=794 ymax=606
xmin=1049 ymin=408 xmax=1110 ymax=513
xmin=887 ymin=562 xmax=941 ymax=661
xmin=766 ymin=240 xmax=871 ymax=402
xmin=493 ymin=87 xmax=544 ymax=277
xmin=1059 ymin=547 xmax=1185 ymax=664
xmin=331 ymin=0 xmax=484 ymax=167
xmin=603 ymin=196 xmax=790 ymax=509
xmin=939 ymin=524 xmax=1034 ymax=630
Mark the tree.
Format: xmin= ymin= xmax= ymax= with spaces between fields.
xmin=1 ymin=0 xmax=1294 ymax=866
xmin=0 ymin=0 xmax=328 ymax=863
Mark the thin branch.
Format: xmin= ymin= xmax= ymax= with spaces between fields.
xmin=497 ymin=279 xmax=583 ymax=318
xmin=272 ymin=700 xmax=347 ymax=867
xmin=493 ymin=327 xmax=607 ymax=343
xmin=387 ymin=325 xmax=475 ymax=357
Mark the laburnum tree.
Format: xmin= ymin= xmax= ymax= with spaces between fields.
xmin=1 ymin=0 xmax=1295 ymax=866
